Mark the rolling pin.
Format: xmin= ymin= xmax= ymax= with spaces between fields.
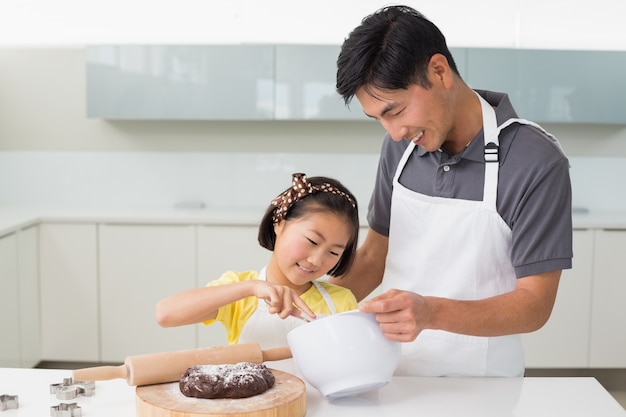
xmin=72 ymin=343 xmax=292 ymax=386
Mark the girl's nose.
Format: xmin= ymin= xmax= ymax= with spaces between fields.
xmin=307 ymin=250 xmax=324 ymax=267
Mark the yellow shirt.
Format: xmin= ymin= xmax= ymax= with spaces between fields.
xmin=204 ymin=270 xmax=358 ymax=344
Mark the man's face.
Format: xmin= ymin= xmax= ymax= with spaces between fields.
xmin=355 ymin=82 xmax=453 ymax=153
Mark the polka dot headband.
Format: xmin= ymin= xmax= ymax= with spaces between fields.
xmin=270 ymin=173 xmax=356 ymax=224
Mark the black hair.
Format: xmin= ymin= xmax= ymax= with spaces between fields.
xmin=258 ymin=176 xmax=359 ymax=277
xmin=336 ymin=5 xmax=460 ymax=105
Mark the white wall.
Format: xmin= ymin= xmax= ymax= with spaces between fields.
xmin=1 ymin=0 xmax=626 ymax=212
xmin=3 ymin=0 xmax=626 ymax=50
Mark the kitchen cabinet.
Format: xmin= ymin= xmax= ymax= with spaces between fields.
xmin=196 ymin=225 xmax=269 ymax=347
xmin=466 ymin=48 xmax=626 ymax=124
xmin=274 ymin=45 xmax=367 ymax=120
xmin=85 ymin=45 xmax=626 ymax=123
xmin=522 ymin=229 xmax=594 ymax=368
xmin=0 ymin=232 xmax=20 ymax=367
xmin=86 ymin=45 xmax=275 ymax=119
xmin=98 ymin=224 xmax=197 ymax=361
xmin=27 ymin=218 xmax=626 ymax=369
xmin=16 ymin=226 xmax=41 ymax=367
xmin=86 ymin=45 xmax=470 ymax=121
xmin=589 ymin=229 xmax=626 ymax=367
xmin=0 ymin=227 xmax=41 ymax=368
xmin=39 ymin=223 xmax=99 ymax=361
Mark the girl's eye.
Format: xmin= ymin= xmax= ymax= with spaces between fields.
xmin=307 ymin=237 xmax=318 ymax=246
xmin=329 ymin=250 xmax=341 ymax=257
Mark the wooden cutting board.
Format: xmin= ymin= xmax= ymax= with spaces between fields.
xmin=135 ymin=369 xmax=306 ymax=417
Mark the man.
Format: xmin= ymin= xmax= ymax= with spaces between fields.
xmin=329 ymin=5 xmax=572 ymax=377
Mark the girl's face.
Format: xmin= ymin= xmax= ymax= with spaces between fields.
xmin=270 ymin=210 xmax=352 ymax=291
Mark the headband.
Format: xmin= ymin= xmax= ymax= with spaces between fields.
xmin=270 ymin=173 xmax=356 ymax=224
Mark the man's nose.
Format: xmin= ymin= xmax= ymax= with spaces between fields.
xmin=380 ymin=120 xmax=406 ymax=142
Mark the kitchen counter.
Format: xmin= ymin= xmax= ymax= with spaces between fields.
xmin=1 ymin=204 xmax=625 ymax=237
xmin=2 ymin=368 xmax=625 ymax=417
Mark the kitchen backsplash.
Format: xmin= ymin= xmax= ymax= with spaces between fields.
xmin=0 ymin=152 xmax=624 ymax=212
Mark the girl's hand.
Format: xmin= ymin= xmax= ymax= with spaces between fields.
xmin=254 ymin=281 xmax=316 ymax=321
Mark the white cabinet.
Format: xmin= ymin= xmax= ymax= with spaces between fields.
xmin=39 ymin=223 xmax=99 ymax=361
xmin=522 ymin=229 xmax=594 ymax=368
xmin=0 ymin=232 xmax=20 ymax=367
xmin=589 ymin=229 xmax=626 ymax=367
xmin=17 ymin=226 xmax=41 ymax=367
xmin=0 ymin=227 xmax=41 ymax=368
xmin=196 ymin=225 xmax=269 ymax=347
xmin=98 ymin=224 xmax=197 ymax=361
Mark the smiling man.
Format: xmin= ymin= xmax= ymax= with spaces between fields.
xmin=329 ymin=5 xmax=573 ymax=377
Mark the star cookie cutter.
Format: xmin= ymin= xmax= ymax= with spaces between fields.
xmin=50 ymin=378 xmax=95 ymax=400
xmin=0 ymin=394 xmax=19 ymax=411
xmin=50 ymin=402 xmax=82 ymax=417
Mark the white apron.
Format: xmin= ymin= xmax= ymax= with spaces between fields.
xmin=238 ymin=267 xmax=338 ymax=373
xmin=385 ymin=92 xmax=558 ymax=377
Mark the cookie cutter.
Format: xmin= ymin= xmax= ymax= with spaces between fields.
xmin=0 ymin=394 xmax=19 ymax=411
xmin=50 ymin=402 xmax=81 ymax=417
xmin=50 ymin=378 xmax=95 ymax=400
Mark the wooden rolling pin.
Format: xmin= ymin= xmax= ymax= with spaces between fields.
xmin=72 ymin=343 xmax=292 ymax=386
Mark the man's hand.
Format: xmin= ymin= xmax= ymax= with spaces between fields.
xmin=359 ymin=289 xmax=428 ymax=342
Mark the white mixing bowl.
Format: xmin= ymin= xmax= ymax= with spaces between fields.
xmin=287 ymin=310 xmax=401 ymax=399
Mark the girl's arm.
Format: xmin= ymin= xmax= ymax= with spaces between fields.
xmin=155 ymin=280 xmax=258 ymax=327
xmin=155 ymin=279 xmax=316 ymax=327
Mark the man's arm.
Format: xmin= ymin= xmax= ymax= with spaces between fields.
xmin=359 ymin=270 xmax=561 ymax=342
xmin=328 ymin=228 xmax=389 ymax=302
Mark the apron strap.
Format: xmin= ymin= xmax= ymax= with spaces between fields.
xmin=475 ymin=92 xmax=499 ymax=209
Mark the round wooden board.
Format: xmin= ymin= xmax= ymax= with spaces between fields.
xmin=135 ymin=369 xmax=306 ymax=417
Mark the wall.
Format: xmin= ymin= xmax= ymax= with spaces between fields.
xmin=1 ymin=1 xmax=626 ymax=211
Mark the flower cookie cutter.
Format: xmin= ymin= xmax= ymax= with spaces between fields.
xmin=49 ymin=378 xmax=95 ymax=400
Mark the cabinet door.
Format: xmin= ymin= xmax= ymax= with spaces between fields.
xmin=590 ymin=229 xmax=626 ymax=367
xmin=39 ymin=224 xmax=99 ymax=362
xmin=196 ymin=226 xmax=269 ymax=347
xmin=86 ymin=45 xmax=275 ymax=120
xmin=466 ymin=48 xmax=626 ymax=124
xmin=522 ymin=229 xmax=593 ymax=368
xmin=274 ymin=45 xmax=368 ymax=120
xmin=0 ymin=233 xmax=20 ymax=367
xmin=17 ymin=226 xmax=41 ymax=367
xmin=99 ymin=224 xmax=196 ymax=361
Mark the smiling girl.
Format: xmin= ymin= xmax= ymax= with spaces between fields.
xmin=155 ymin=173 xmax=360 ymax=358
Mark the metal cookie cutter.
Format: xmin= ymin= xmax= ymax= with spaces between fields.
xmin=50 ymin=402 xmax=81 ymax=417
xmin=50 ymin=378 xmax=95 ymax=400
xmin=0 ymin=394 xmax=19 ymax=411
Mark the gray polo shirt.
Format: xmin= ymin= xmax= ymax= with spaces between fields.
xmin=368 ymin=90 xmax=573 ymax=278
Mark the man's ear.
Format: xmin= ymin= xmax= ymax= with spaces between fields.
xmin=429 ymin=53 xmax=454 ymax=88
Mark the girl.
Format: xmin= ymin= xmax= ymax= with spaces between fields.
xmin=155 ymin=173 xmax=360 ymax=368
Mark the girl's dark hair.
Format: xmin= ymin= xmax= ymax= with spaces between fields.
xmin=336 ymin=5 xmax=460 ymax=105
xmin=258 ymin=176 xmax=359 ymax=277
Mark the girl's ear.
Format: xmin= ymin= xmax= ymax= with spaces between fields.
xmin=273 ymin=220 xmax=285 ymax=237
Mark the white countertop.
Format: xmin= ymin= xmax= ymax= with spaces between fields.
xmin=1 ymin=204 xmax=625 ymax=237
xmin=1 ymin=368 xmax=624 ymax=417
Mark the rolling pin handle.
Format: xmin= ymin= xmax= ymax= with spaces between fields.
xmin=72 ymin=364 xmax=129 ymax=383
